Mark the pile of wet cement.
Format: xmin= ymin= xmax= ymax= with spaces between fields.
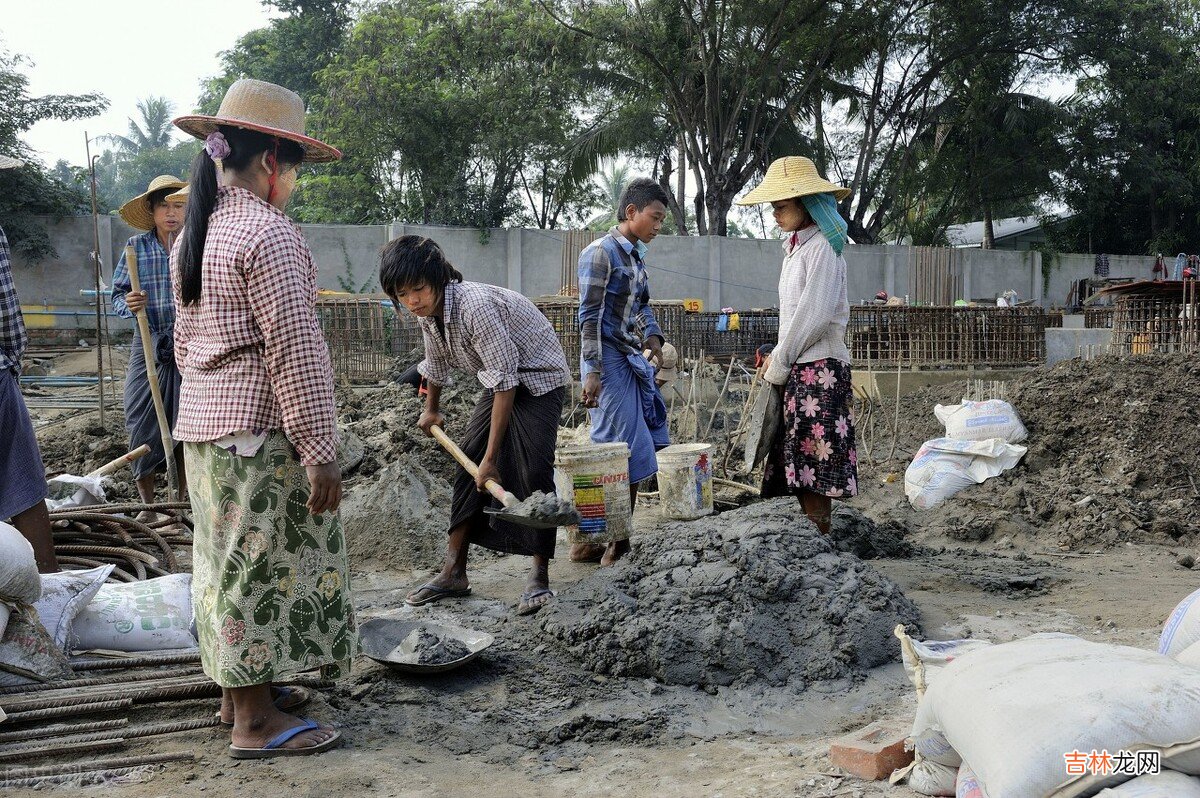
xmin=537 ymin=499 xmax=920 ymax=688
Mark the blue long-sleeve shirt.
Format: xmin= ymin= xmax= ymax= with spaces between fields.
xmin=111 ymin=231 xmax=175 ymax=333
xmin=577 ymin=227 xmax=663 ymax=377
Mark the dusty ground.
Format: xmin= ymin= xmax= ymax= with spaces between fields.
xmin=5 ymin=352 xmax=1200 ymax=797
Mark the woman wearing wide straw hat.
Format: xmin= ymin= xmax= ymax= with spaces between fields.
xmin=112 ymin=174 xmax=188 ymax=508
xmin=736 ymin=156 xmax=858 ymax=533
xmin=171 ymin=78 xmax=353 ymax=759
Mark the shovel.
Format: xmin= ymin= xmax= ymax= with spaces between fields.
xmin=429 ymin=425 xmax=579 ymax=529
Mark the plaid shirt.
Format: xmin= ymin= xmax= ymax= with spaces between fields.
xmin=112 ymin=231 xmax=176 ymax=333
xmin=577 ymin=227 xmax=663 ymax=376
xmin=172 ymin=187 xmax=338 ymax=466
xmin=417 ymin=281 xmax=570 ymax=395
xmin=0 ymin=225 xmax=27 ymax=375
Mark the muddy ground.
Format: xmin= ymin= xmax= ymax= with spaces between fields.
xmin=7 ymin=352 xmax=1200 ymax=797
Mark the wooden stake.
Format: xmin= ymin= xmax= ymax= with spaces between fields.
xmin=126 ymin=246 xmax=180 ymax=501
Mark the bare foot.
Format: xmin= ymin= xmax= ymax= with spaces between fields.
xmin=231 ymin=708 xmax=337 ymax=752
xmin=570 ymin=542 xmax=605 ymax=563
xmin=600 ymin=539 xmax=631 ymax=566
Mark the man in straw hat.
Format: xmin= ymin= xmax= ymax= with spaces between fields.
xmin=0 ymin=154 xmax=58 ymax=572
xmin=736 ymin=156 xmax=859 ymax=533
xmin=170 ymin=78 xmax=352 ymax=758
xmin=112 ymin=174 xmax=188 ymax=509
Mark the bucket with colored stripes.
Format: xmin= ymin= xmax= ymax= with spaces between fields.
xmin=554 ymin=442 xmax=631 ymax=545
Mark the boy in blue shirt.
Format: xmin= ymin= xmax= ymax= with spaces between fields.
xmin=576 ymin=178 xmax=672 ymax=565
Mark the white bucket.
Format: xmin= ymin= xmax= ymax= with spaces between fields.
xmin=554 ymin=442 xmax=631 ymax=544
xmin=656 ymin=443 xmax=714 ymax=520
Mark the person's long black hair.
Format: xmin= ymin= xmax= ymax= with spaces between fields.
xmin=177 ymin=125 xmax=304 ymax=305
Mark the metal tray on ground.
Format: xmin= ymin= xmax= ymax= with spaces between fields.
xmin=358 ymin=617 xmax=494 ymax=674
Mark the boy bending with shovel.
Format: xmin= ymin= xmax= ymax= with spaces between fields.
xmin=381 ymin=236 xmax=573 ymax=615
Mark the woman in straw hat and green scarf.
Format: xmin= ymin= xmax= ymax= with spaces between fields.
xmin=112 ymin=175 xmax=188 ymax=507
xmin=737 ymin=156 xmax=858 ymax=533
xmin=171 ymin=78 xmax=354 ymax=758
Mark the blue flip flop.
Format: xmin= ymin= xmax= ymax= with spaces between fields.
xmin=228 ymin=718 xmax=342 ymax=759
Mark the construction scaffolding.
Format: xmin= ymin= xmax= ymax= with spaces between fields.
xmin=1108 ymin=280 xmax=1200 ymax=356
xmin=847 ymin=306 xmax=1047 ymax=368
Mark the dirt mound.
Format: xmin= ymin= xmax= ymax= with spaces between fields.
xmin=537 ymin=499 xmax=920 ymax=689
xmin=856 ymin=354 xmax=1200 ymax=550
xmin=34 ymin=414 xmax=139 ymax=502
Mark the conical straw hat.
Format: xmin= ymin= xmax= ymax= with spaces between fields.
xmin=0 ymin=155 xmax=24 ymax=170
xmin=736 ymin=156 xmax=850 ymax=205
xmin=118 ymin=174 xmax=187 ymax=231
xmin=173 ymin=78 xmax=341 ymax=163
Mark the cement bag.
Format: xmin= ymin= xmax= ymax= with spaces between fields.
xmin=910 ymin=760 xmax=959 ymax=796
xmin=905 ymin=438 xmax=1027 ymax=509
xmin=44 ymin=473 xmax=108 ymax=511
xmin=956 ymin=763 xmax=985 ymax=798
xmin=32 ymin=565 xmax=114 ymax=652
xmin=935 ymin=400 xmax=1027 ymax=444
xmin=73 ymin=573 xmax=196 ymax=652
xmin=1159 ymin=587 xmax=1200 ymax=657
xmin=913 ymin=634 xmax=1200 ymax=798
xmin=0 ymin=605 xmax=74 ymax=686
xmin=1095 ymin=771 xmax=1200 ymax=797
xmin=0 ymin=521 xmax=41 ymax=605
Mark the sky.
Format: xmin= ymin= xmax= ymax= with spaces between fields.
xmin=2 ymin=0 xmax=276 ymax=167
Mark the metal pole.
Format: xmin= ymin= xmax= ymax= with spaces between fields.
xmin=85 ymin=133 xmax=105 ymax=428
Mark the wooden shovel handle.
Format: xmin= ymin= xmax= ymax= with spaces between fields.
xmin=86 ymin=445 xmax=152 ymax=478
xmin=429 ymin=425 xmax=517 ymax=508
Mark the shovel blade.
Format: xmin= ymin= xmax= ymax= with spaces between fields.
xmin=483 ymin=507 xmax=579 ymax=529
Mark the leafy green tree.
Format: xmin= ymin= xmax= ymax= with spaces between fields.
xmin=317 ymin=0 xmax=606 ymax=228
xmin=0 ymin=49 xmax=106 ymax=259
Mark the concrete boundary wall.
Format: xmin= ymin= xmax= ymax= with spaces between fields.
xmin=9 ymin=215 xmax=1161 ymax=327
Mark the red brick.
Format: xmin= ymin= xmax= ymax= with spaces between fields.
xmin=828 ymin=719 xmax=914 ymax=781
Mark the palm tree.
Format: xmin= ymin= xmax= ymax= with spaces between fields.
xmin=106 ymin=97 xmax=175 ymax=154
xmin=585 ymin=160 xmax=631 ymax=230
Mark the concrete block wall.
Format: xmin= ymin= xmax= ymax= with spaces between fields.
xmin=8 ymin=214 xmax=1166 ymax=328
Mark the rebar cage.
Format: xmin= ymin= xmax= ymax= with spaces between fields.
xmin=1110 ymin=282 xmax=1200 ymax=356
xmin=846 ymin=306 xmax=1047 ymax=368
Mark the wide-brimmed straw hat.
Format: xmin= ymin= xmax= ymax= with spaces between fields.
xmin=736 ymin=156 xmax=850 ymax=205
xmin=645 ymin=341 xmax=679 ymax=383
xmin=0 ymin=155 xmax=24 ymax=170
xmin=173 ymin=78 xmax=341 ymax=163
xmin=119 ymin=175 xmax=187 ymax=230
xmin=167 ymin=184 xmax=190 ymax=202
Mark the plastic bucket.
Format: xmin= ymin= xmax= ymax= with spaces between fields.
xmin=656 ymin=443 xmax=713 ymax=520
xmin=554 ymin=442 xmax=631 ymax=544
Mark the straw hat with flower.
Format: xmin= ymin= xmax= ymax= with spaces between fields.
xmin=736 ymin=156 xmax=850 ymax=205
xmin=119 ymin=175 xmax=187 ymax=231
xmin=173 ymin=78 xmax=341 ymax=163
xmin=0 ymin=155 xmax=24 ymax=170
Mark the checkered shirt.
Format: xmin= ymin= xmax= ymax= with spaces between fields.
xmin=111 ymin=231 xmax=176 ymax=333
xmin=0 ymin=225 xmax=27 ymax=375
xmin=171 ymin=187 xmax=338 ymax=465
xmin=577 ymin=227 xmax=663 ymax=376
xmin=416 ymin=281 xmax=570 ymax=395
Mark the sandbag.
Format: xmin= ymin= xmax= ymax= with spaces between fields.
xmin=910 ymin=759 xmax=959 ymax=796
xmin=0 ymin=521 xmax=41 ymax=605
xmin=33 ymin=565 xmax=114 ymax=652
xmin=935 ymin=400 xmax=1027 ymax=443
xmin=1160 ymin=587 xmax=1200 ymax=657
xmin=913 ymin=634 xmax=1200 ymax=798
xmin=905 ymin=438 xmax=1026 ymax=509
xmin=73 ymin=573 xmax=196 ymax=652
xmin=44 ymin=473 xmax=108 ymax=511
xmin=1095 ymin=771 xmax=1200 ymax=796
xmin=1176 ymin=640 xmax=1200 ymax=668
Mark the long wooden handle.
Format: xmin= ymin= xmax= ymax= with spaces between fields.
xmin=429 ymin=425 xmax=517 ymax=508
xmin=86 ymin=445 xmax=151 ymax=478
xmin=127 ymin=246 xmax=180 ymax=501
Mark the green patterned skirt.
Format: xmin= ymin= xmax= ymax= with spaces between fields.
xmin=185 ymin=432 xmax=356 ymax=688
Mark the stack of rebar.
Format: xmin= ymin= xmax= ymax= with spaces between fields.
xmin=48 ymin=502 xmax=191 ymax=580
